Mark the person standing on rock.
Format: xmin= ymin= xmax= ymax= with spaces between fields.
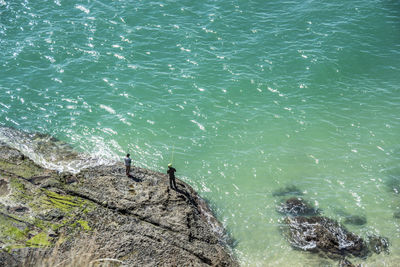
xmin=167 ymin=163 xmax=177 ymax=190
xmin=124 ymin=154 xmax=132 ymax=176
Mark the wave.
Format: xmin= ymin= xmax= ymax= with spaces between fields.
xmin=0 ymin=126 xmax=115 ymax=173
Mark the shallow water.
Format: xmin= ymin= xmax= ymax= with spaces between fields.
xmin=1 ymin=0 xmax=400 ymax=265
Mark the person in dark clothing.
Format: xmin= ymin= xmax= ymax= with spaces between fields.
xmin=167 ymin=163 xmax=177 ymax=189
xmin=124 ymin=154 xmax=132 ymax=176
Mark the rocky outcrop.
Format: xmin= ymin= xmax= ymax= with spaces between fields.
xmin=281 ymin=216 xmax=368 ymax=259
xmin=276 ymin=196 xmax=389 ymax=265
xmin=0 ymin=141 xmax=238 ymax=266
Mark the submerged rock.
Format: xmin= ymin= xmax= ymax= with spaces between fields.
xmin=277 ymin=197 xmax=320 ymax=216
xmin=343 ymin=215 xmax=367 ymax=226
xmin=394 ymin=211 xmax=400 ymax=219
xmin=385 ymin=168 xmax=400 ymax=194
xmin=272 ymin=185 xmax=303 ymax=197
xmin=0 ymin=142 xmax=238 ymax=266
xmin=281 ymin=216 xmax=369 ymax=259
xmin=335 ymin=209 xmax=367 ymax=226
xmin=367 ymin=235 xmax=389 ymax=254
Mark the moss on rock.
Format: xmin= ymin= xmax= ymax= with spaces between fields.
xmin=42 ymin=189 xmax=82 ymax=213
xmin=26 ymin=232 xmax=51 ymax=247
xmin=0 ymin=159 xmax=43 ymax=179
xmin=0 ymin=213 xmax=30 ymax=249
xmin=75 ymin=220 xmax=91 ymax=231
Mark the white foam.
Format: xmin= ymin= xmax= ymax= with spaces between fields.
xmin=75 ymin=5 xmax=90 ymax=14
xmin=99 ymin=104 xmax=116 ymax=114
xmin=190 ymin=120 xmax=205 ymax=131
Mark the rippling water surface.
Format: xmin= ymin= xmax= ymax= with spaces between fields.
xmin=1 ymin=0 xmax=400 ymax=266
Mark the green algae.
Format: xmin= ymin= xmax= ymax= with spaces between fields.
xmin=0 ymin=148 xmax=98 ymax=253
xmin=8 ymin=177 xmax=35 ymax=205
xmin=2 ymin=163 xmax=96 ymax=251
xmin=0 ymin=212 xmax=54 ymax=250
xmin=26 ymin=232 xmax=51 ymax=247
xmin=42 ymin=189 xmax=82 ymax=213
xmin=41 ymin=189 xmax=95 ymax=215
xmin=75 ymin=220 xmax=91 ymax=231
xmin=0 ymin=213 xmax=30 ymax=250
xmin=0 ymin=159 xmax=43 ymax=179
xmin=9 ymin=177 xmax=26 ymax=192
xmin=2 ymin=184 xmax=95 ymax=251
xmin=4 ymin=226 xmax=28 ymax=240
xmin=0 ymin=220 xmax=27 ymax=241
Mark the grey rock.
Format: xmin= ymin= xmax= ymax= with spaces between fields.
xmin=0 ymin=251 xmax=18 ymax=267
xmin=0 ymin=179 xmax=9 ymax=197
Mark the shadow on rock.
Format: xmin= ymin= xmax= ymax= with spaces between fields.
xmin=128 ymin=174 xmax=142 ymax=182
xmin=173 ymin=185 xmax=198 ymax=208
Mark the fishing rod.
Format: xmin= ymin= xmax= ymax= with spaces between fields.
xmin=169 ymin=144 xmax=175 ymax=165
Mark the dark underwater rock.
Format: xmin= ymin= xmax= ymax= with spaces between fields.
xmin=385 ymin=168 xmax=400 ymax=194
xmin=277 ymin=197 xmax=320 ymax=216
xmin=282 ymin=216 xmax=369 ymax=259
xmin=393 ymin=210 xmax=400 ymax=219
xmin=343 ymin=215 xmax=367 ymax=226
xmin=272 ymin=185 xmax=303 ymax=197
xmin=367 ymin=235 xmax=389 ymax=254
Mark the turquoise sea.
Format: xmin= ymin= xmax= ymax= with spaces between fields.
xmin=1 ymin=0 xmax=400 ymax=266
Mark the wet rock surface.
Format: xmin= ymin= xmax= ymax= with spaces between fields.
xmin=367 ymin=235 xmax=389 ymax=255
xmin=281 ymin=216 xmax=369 ymax=259
xmin=277 ymin=197 xmax=320 ymax=216
xmin=0 ymin=142 xmax=238 ymax=266
xmin=277 ymin=196 xmax=390 ymax=264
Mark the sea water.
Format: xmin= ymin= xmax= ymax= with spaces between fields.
xmin=1 ymin=0 xmax=400 ymax=266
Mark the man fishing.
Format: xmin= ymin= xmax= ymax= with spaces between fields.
xmin=167 ymin=163 xmax=177 ymax=190
xmin=124 ymin=153 xmax=132 ymax=176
